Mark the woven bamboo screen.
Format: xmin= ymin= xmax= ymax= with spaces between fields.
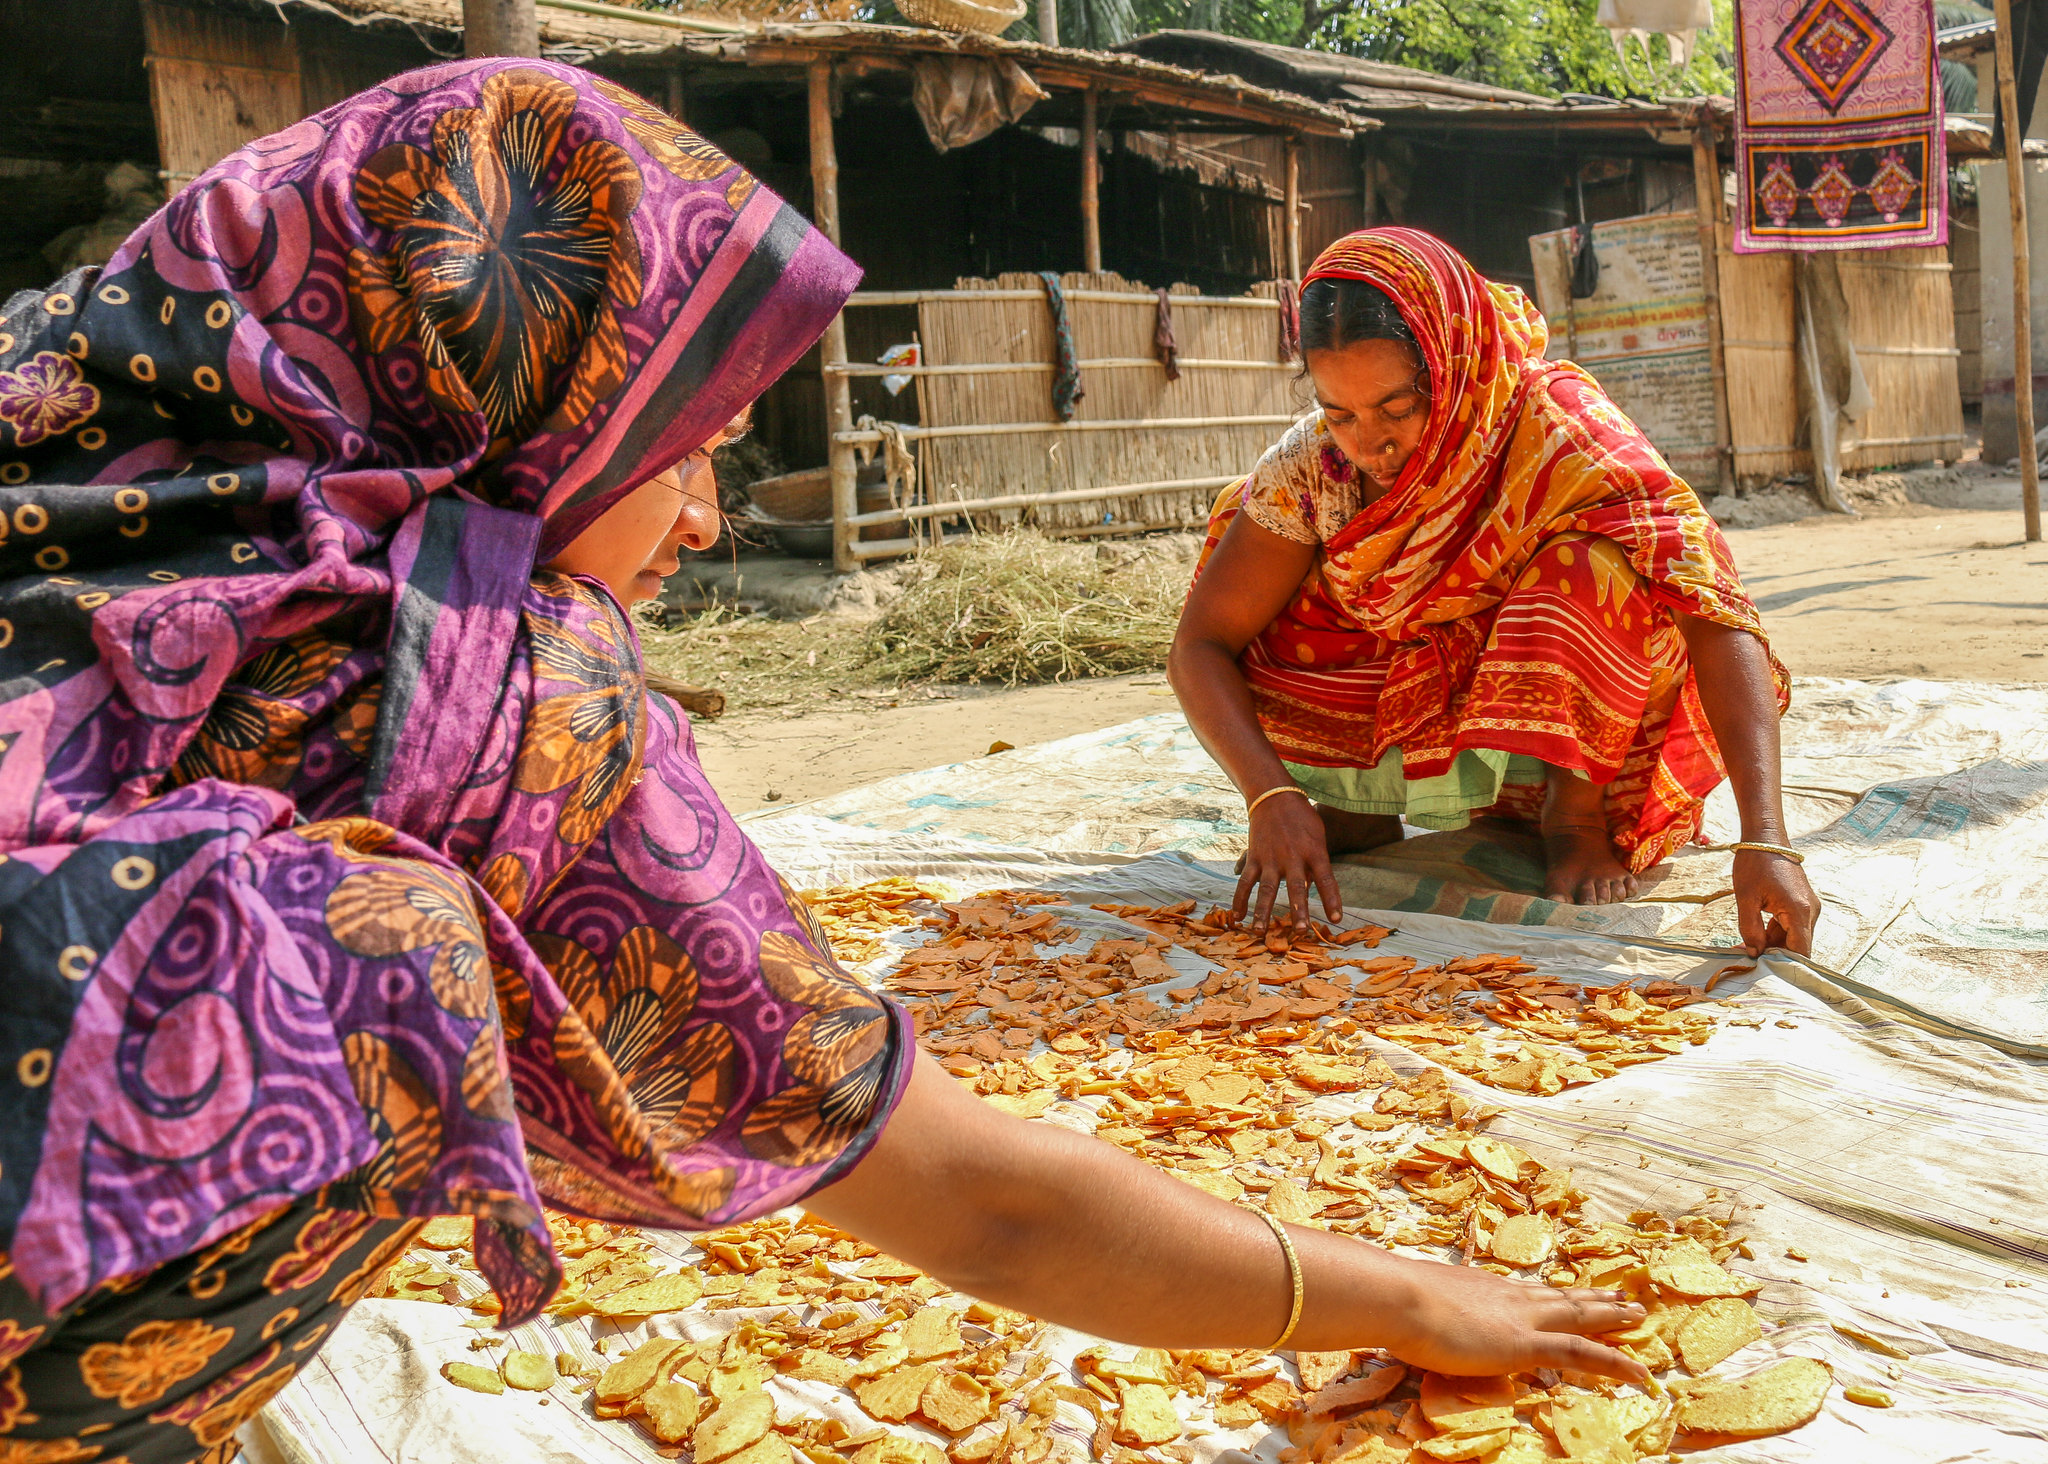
xmin=1833 ymin=247 xmax=1965 ymax=473
xmin=1700 ymin=224 xmax=1962 ymax=485
xmin=911 ymin=272 xmax=1305 ymax=532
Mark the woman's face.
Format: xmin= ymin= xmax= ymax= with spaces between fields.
xmin=1305 ymin=338 xmax=1430 ymax=492
xmin=545 ymin=422 xmax=739 ymax=606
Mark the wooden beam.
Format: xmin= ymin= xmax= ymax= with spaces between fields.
xmin=808 ymin=57 xmax=860 ymax=574
xmin=463 ymin=0 xmax=538 ymax=56
xmin=1994 ymin=0 xmax=2044 ymax=541
xmin=837 ymin=412 xmax=1296 ymax=444
xmin=1081 ymin=85 xmax=1102 ymax=274
xmin=1283 ymin=133 xmax=1302 ymax=279
xmin=1024 ymin=62 xmax=1354 ymax=137
xmin=847 ymin=288 xmax=1279 ymax=308
xmin=825 ymin=356 xmax=1295 ymax=377
xmin=845 ymin=475 xmax=1241 ymax=527
xmin=1690 ymin=121 xmax=1736 ymax=498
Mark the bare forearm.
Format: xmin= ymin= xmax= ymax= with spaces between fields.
xmin=1680 ymin=616 xmax=1786 ymax=839
xmin=1168 ymin=636 xmax=1293 ymax=800
xmin=811 ymin=1059 xmax=1643 ymax=1376
xmin=811 ymin=1060 xmax=1417 ymax=1349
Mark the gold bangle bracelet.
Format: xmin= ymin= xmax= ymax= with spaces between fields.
xmin=1728 ymin=841 xmax=1805 ymax=865
xmin=1257 ymin=1209 xmax=1304 ymax=1351
xmin=1246 ymin=784 xmax=1311 ymax=818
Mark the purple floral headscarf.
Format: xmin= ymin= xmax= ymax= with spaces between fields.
xmin=0 ymin=59 xmax=912 ymax=1325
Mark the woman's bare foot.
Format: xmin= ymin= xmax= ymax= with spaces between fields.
xmin=1318 ymin=805 xmax=1404 ymax=856
xmin=1540 ymin=767 xmax=1637 ymax=905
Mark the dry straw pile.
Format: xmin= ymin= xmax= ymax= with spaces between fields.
xmin=866 ymin=531 xmax=1193 ymax=686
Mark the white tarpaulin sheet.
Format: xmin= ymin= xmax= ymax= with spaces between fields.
xmin=255 ymin=678 xmax=2048 ymax=1464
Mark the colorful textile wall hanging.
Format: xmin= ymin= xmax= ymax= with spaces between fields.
xmin=1733 ymin=0 xmax=1946 ymax=252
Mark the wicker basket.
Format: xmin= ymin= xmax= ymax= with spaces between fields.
xmin=894 ymin=0 xmax=1024 ymax=36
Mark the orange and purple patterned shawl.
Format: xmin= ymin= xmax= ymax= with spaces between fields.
xmin=0 ymin=60 xmax=909 ymax=1325
xmin=1204 ymin=229 xmax=1786 ymax=868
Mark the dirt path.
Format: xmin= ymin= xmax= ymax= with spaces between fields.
xmin=691 ymin=501 xmax=2048 ymax=810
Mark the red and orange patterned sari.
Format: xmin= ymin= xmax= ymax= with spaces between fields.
xmin=1201 ymin=229 xmax=1785 ymax=873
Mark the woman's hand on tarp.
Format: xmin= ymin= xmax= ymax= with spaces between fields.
xmin=1166 ymin=515 xmax=1331 ymax=949
xmin=1734 ymin=849 xmax=1819 ymax=956
xmin=1370 ymin=1260 xmax=1650 ymax=1384
xmin=811 ymin=1056 xmax=1649 ymax=1381
xmin=1237 ymin=792 xmax=1344 ymax=946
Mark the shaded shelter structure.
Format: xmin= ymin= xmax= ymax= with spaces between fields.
xmin=0 ymin=3 xmax=1994 ymax=565
xmin=20 ymin=0 xmax=1362 ymax=568
xmin=1123 ymin=30 xmax=1989 ymax=499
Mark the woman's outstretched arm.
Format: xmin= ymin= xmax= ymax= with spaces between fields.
xmin=1167 ymin=515 xmax=1336 ymax=942
xmin=1677 ymin=614 xmax=1819 ymax=955
xmin=810 ymin=1056 xmax=1647 ymax=1381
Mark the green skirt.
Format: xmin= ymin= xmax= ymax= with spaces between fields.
xmin=1283 ymin=747 xmax=1556 ymax=831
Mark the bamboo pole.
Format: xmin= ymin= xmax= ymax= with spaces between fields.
xmin=847 ymin=288 xmax=1281 ymax=307
xmin=808 ymin=58 xmax=860 ymax=573
xmin=824 ymin=356 xmax=1297 ymax=377
xmin=1081 ymin=86 xmax=1101 ymax=274
xmin=1037 ymin=0 xmax=1058 ymax=46
xmin=1995 ymin=0 xmax=2044 ymax=541
xmin=1284 ymin=133 xmax=1303 ymax=279
xmin=464 ymin=0 xmax=537 ymax=55
xmin=534 ymin=0 xmax=745 ymax=31
xmin=837 ymin=412 xmax=1297 ymax=444
xmin=1690 ymin=120 xmax=1737 ymax=497
xmin=845 ymin=474 xmax=1240 ymax=527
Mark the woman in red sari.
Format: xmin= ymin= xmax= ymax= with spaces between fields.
xmin=1172 ymin=229 xmax=1818 ymax=954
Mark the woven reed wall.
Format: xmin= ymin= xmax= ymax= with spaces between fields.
xmin=1717 ymin=222 xmax=1964 ymax=482
xmin=1835 ymin=247 xmax=1965 ymax=471
xmin=1298 ymin=135 xmax=1365 ymax=264
xmin=1715 ymin=222 xmax=1803 ymax=485
xmin=1950 ymin=206 xmax=1982 ymax=404
xmin=913 ymin=272 xmax=1304 ymax=531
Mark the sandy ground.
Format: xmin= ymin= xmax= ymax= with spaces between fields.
xmin=692 ymin=497 xmax=2048 ymax=811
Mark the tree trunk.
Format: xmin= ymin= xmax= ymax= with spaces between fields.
xmin=465 ymin=0 xmax=539 ymax=58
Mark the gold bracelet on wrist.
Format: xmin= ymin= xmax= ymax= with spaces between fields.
xmin=1256 ymin=1209 xmax=1304 ymax=1351
xmin=1247 ymin=784 xmax=1311 ymax=818
xmin=1728 ymin=841 xmax=1804 ymax=865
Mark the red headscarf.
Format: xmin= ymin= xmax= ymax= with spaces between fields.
xmin=1205 ymin=229 xmax=1782 ymax=869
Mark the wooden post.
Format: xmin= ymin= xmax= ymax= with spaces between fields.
xmin=666 ymin=67 xmax=685 ymax=121
xmin=809 ymin=57 xmax=860 ymax=573
xmin=1284 ymin=133 xmax=1303 ymax=279
xmin=463 ymin=0 xmax=538 ymax=56
xmin=1995 ymin=0 xmax=2044 ymax=541
xmin=1690 ymin=121 xmax=1737 ymax=498
xmin=1037 ymin=0 xmax=1059 ymax=46
xmin=1080 ymin=86 xmax=1101 ymax=274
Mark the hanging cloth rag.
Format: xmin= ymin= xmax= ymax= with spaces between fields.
xmin=1154 ymin=287 xmax=1182 ymax=383
xmin=1794 ymin=252 xmax=1872 ymax=514
xmin=911 ymin=56 xmax=1049 ymax=153
xmin=1278 ymin=278 xmax=1301 ymax=360
xmin=1595 ymin=0 xmax=1713 ymax=66
xmin=1039 ymin=270 xmax=1085 ymax=422
xmin=854 ymin=414 xmax=919 ymax=507
xmin=1570 ymin=169 xmax=1601 ymax=300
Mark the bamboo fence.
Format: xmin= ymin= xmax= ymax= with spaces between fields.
xmin=1718 ymin=223 xmax=1964 ymax=483
xmin=831 ymin=271 xmax=1307 ymax=557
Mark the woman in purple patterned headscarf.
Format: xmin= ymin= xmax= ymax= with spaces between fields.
xmin=0 ymin=59 xmax=1645 ymax=1464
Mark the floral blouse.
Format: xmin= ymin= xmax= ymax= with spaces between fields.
xmin=1238 ymin=411 xmax=1375 ymax=546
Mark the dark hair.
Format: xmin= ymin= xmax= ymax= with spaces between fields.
xmin=1298 ymin=277 xmax=1427 ymax=391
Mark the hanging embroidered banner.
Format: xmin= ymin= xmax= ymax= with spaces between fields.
xmin=1733 ymin=0 xmax=1946 ymax=252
